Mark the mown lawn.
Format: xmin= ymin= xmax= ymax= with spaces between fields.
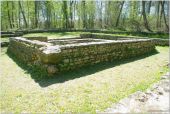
xmin=23 ymin=32 xmax=169 ymax=39
xmin=1 ymin=32 xmax=82 ymax=43
xmin=94 ymin=33 xmax=169 ymax=39
xmin=23 ymin=32 xmax=83 ymax=39
xmin=0 ymin=46 xmax=169 ymax=113
xmin=1 ymin=37 xmax=9 ymax=42
xmin=1 ymin=31 xmax=168 ymax=44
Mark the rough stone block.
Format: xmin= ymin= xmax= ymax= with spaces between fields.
xmin=8 ymin=35 xmax=156 ymax=76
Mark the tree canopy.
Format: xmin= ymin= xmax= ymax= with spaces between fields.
xmin=1 ymin=0 xmax=169 ymax=32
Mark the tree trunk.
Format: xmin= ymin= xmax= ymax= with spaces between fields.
xmin=62 ymin=1 xmax=68 ymax=28
xmin=116 ymin=1 xmax=124 ymax=27
xmin=42 ymin=3 xmax=46 ymax=24
xmin=142 ymin=1 xmax=152 ymax=31
xmin=19 ymin=1 xmax=28 ymax=28
xmin=70 ymin=1 xmax=73 ymax=28
xmin=7 ymin=1 xmax=12 ymax=29
xmin=27 ymin=1 xmax=29 ymax=28
xmin=73 ymin=1 xmax=76 ymax=28
xmin=161 ymin=1 xmax=169 ymax=31
xmin=11 ymin=1 xmax=15 ymax=28
xmin=100 ymin=1 xmax=103 ymax=28
xmin=105 ymin=1 xmax=111 ymax=28
xmin=159 ymin=1 xmax=163 ymax=28
xmin=82 ymin=1 xmax=86 ymax=29
xmin=45 ymin=1 xmax=51 ymax=28
xmin=156 ymin=1 xmax=161 ymax=29
xmin=35 ymin=1 xmax=38 ymax=28
xmin=147 ymin=1 xmax=152 ymax=14
xmin=18 ymin=1 xmax=21 ymax=28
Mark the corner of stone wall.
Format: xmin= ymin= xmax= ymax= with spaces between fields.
xmin=80 ymin=33 xmax=92 ymax=38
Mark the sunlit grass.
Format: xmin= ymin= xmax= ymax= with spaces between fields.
xmin=95 ymin=33 xmax=169 ymax=39
xmin=23 ymin=32 xmax=169 ymax=39
xmin=1 ymin=37 xmax=9 ymax=42
xmin=1 ymin=32 xmax=82 ymax=43
xmin=0 ymin=46 xmax=169 ymax=113
xmin=23 ymin=32 xmax=83 ymax=39
xmin=1 ymin=31 xmax=168 ymax=44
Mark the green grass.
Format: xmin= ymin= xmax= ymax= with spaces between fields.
xmin=94 ymin=33 xmax=169 ymax=39
xmin=1 ymin=31 xmax=168 ymax=44
xmin=23 ymin=32 xmax=83 ymax=39
xmin=23 ymin=32 xmax=169 ymax=39
xmin=1 ymin=32 xmax=82 ymax=43
xmin=1 ymin=37 xmax=9 ymax=42
xmin=0 ymin=46 xmax=169 ymax=113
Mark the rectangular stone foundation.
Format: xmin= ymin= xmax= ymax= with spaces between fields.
xmin=8 ymin=36 xmax=156 ymax=75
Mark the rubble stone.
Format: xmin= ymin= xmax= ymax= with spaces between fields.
xmin=8 ymin=35 xmax=156 ymax=76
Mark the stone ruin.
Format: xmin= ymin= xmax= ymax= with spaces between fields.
xmin=8 ymin=34 xmax=156 ymax=75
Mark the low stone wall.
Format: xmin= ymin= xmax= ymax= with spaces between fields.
xmin=1 ymin=41 xmax=9 ymax=47
xmin=80 ymin=33 xmax=169 ymax=46
xmin=14 ymin=29 xmax=168 ymax=36
xmin=80 ymin=33 xmax=139 ymax=40
xmin=2 ymin=28 xmax=168 ymax=38
xmin=1 ymin=31 xmax=23 ymax=38
xmin=152 ymin=39 xmax=169 ymax=46
xmin=8 ymin=37 xmax=51 ymax=65
xmin=56 ymin=39 xmax=155 ymax=72
xmin=24 ymin=36 xmax=48 ymax=42
xmin=8 ymin=36 xmax=156 ymax=76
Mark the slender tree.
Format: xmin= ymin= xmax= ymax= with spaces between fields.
xmin=116 ymin=1 xmax=124 ymax=27
xmin=147 ymin=1 xmax=152 ymax=14
xmin=11 ymin=1 xmax=15 ymax=28
xmin=82 ymin=1 xmax=86 ymax=29
xmin=156 ymin=1 xmax=161 ymax=29
xmin=161 ymin=1 xmax=169 ymax=31
xmin=62 ymin=1 xmax=68 ymax=28
xmin=34 ymin=1 xmax=38 ymax=28
xmin=26 ymin=1 xmax=30 ymax=28
xmin=69 ymin=1 xmax=74 ymax=28
xmin=7 ymin=1 xmax=12 ymax=29
xmin=18 ymin=1 xmax=28 ymax=27
xmin=142 ymin=1 xmax=152 ymax=31
xmin=1 ymin=1 xmax=169 ymax=32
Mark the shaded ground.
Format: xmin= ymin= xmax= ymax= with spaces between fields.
xmin=0 ymin=46 xmax=169 ymax=113
xmin=104 ymin=72 xmax=169 ymax=113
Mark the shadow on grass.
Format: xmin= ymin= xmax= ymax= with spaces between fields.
xmin=7 ymin=49 xmax=159 ymax=87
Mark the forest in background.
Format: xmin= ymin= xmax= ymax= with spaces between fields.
xmin=1 ymin=0 xmax=169 ymax=32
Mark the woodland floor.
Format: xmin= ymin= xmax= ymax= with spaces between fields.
xmin=0 ymin=46 xmax=169 ymax=113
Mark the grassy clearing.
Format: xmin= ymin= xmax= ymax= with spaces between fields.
xmin=1 ymin=32 xmax=82 ymax=43
xmin=95 ymin=33 xmax=169 ymax=39
xmin=23 ymin=32 xmax=83 ymax=39
xmin=118 ymin=33 xmax=169 ymax=39
xmin=0 ymin=46 xmax=169 ymax=113
xmin=1 ymin=37 xmax=9 ymax=42
xmin=23 ymin=32 xmax=169 ymax=39
xmin=1 ymin=31 xmax=168 ymax=44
